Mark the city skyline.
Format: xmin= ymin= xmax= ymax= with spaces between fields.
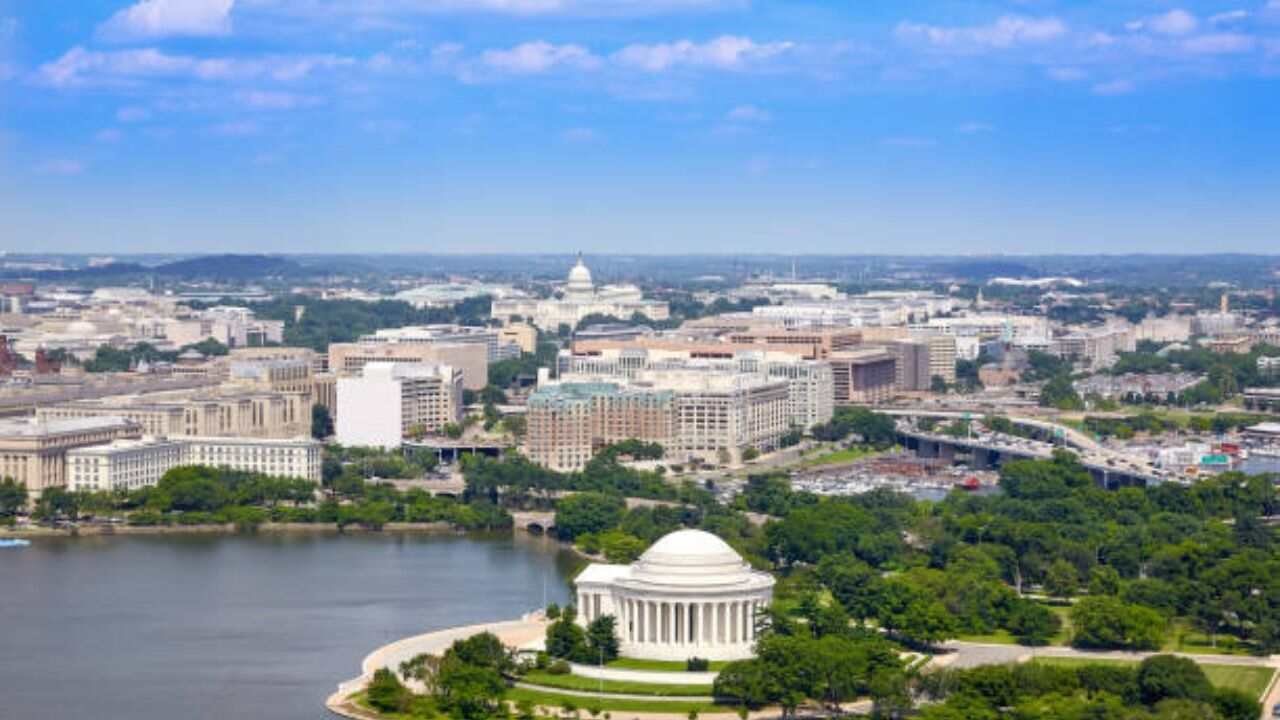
xmin=2 ymin=0 xmax=1280 ymax=254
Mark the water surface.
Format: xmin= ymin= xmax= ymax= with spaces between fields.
xmin=0 ymin=531 xmax=575 ymax=720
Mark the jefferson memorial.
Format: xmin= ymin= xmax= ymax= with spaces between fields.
xmin=574 ymin=529 xmax=774 ymax=661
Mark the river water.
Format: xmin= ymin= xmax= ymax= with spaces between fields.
xmin=0 ymin=531 xmax=577 ymax=720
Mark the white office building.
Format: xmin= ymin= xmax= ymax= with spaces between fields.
xmin=67 ymin=438 xmax=186 ymax=492
xmin=336 ymin=362 xmax=463 ymax=449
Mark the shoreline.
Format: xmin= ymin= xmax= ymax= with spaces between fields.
xmin=0 ymin=521 xmax=490 ymax=538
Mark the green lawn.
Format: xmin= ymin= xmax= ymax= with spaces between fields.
xmin=506 ymin=686 xmax=730 ymax=715
xmin=521 ymin=672 xmax=713 ymax=697
xmin=1162 ymin=623 xmax=1254 ymax=656
xmin=606 ymin=657 xmax=729 ymax=672
xmin=800 ymin=446 xmax=881 ymax=468
xmin=1032 ymin=658 xmax=1276 ymax=699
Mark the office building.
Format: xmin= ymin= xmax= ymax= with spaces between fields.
xmin=0 ymin=416 xmax=142 ymax=498
xmin=328 ymin=339 xmax=488 ymax=391
xmin=67 ymin=438 xmax=185 ymax=492
xmin=829 ymin=349 xmax=898 ymax=404
xmin=335 ymin=362 xmax=463 ymax=449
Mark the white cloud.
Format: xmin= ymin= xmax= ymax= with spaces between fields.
xmin=957 ymin=122 xmax=993 ymax=134
xmin=99 ymin=0 xmax=235 ymax=41
xmin=1146 ymin=9 xmax=1198 ymax=36
xmin=35 ymin=159 xmax=85 ymax=176
xmin=246 ymin=0 xmax=739 ymax=20
xmin=613 ymin=35 xmax=794 ymax=72
xmin=726 ymin=104 xmax=770 ymax=123
xmin=36 ymin=46 xmax=355 ymax=87
xmin=95 ymin=128 xmax=124 ymax=143
xmin=1209 ymin=10 xmax=1249 ymax=25
xmin=1182 ymin=33 xmax=1256 ymax=54
xmin=208 ymin=120 xmax=260 ymax=136
xmin=1047 ymin=66 xmax=1086 ymax=82
xmin=1092 ymin=79 xmax=1135 ymax=96
xmin=895 ymin=15 xmax=1067 ymax=51
xmin=237 ymin=89 xmax=319 ymax=109
xmin=480 ymin=41 xmax=600 ymax=74
xmin=116 ymin=106 xmax=151 ymax=123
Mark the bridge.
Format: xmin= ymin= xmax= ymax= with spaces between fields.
xmin=893 ymin=419 xmax=1169 ymax=487
xmin=511 ymin=511 xmax=556 ymax=534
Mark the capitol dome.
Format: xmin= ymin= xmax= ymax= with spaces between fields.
xmin=566 ymin=255 xmax=594 ymax=295
xmin=575 ymin=528 xmax=774 ymax=661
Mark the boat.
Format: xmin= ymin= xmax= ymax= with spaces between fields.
xmin=0 ymin=538 xmax=31 ymax=548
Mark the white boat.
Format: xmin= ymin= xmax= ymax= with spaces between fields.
xmin=0 ymin=538 xmax=31 ymax=548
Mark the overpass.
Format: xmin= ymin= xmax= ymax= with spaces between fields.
xmin=511 ymin=511 xmax=556 ymax=534
xmin=895 ymin=422 xmax=1168 ymax=487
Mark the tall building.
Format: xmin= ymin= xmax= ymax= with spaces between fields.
xmin=0 ymin=416 xmax=142 ymax=498
xmin=829 ymin=349 xmax=898 ymax=404
xmin=360 ymin=325 xmax=521 ymax=362
xmin=335 ymin=362 xmax=463 ymax=449
xmin=526 ymin=382 xmax=674 ymax=473
xmin=559 ymin=347 xmax=833 ymax=431
xmin=491 ymin=256 xmax=670 ymax=331
xmin=328 ymin=339 xmax=488 ymax=391
xmin=525 ymin=371 xmax=789 ymax=472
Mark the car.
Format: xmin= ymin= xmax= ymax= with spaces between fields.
xmin=1271 ymin=705 xmax=1280 ymax=718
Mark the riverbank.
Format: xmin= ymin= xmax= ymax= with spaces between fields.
xmin=324 ymin=614 xmax=793 ymax=720
xmin=1 ymin=521 xmax=460 ymax=537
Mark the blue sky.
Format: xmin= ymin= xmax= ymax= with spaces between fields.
xmin=2 ymin=0 xmax=1279 ymax=255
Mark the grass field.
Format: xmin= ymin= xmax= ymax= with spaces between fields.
xmin=506 ymin=686 xmax=729 ymax=714
xmin=606 ymin=657 xmax=729 ymax=672
xmin=521 ymin=672 xmax=713 ymax=697
xmin=799 ymin=446 xmax=881 ymax=468
xmin=1032 ymin=657 xmax=1276 ymax=699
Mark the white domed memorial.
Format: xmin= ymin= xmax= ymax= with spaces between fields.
xmin=574 ymin=529 xmax=774 ymax=661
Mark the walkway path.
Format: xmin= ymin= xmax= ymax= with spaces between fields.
xmin=514 ymin=681 xmax=715 ymax=703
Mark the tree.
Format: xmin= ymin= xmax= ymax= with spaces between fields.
xmin=434 ymin=658 xmax=506 ymax=720
xmin=0 ymin=478 xmax=27 ymax=518
xmin=585 ymin=615 xmax=620 ymax=664
xmin=554 ymin=492 xmax=625 ymax=541
xmin=311 ymin=404 xmax=334 ymax=439
xmin=545 ymin=615 xmax=588 ymax=661
xmin=366 ymin=667 xmax=411 ymax=714
xmin=1089 ymin=565 xmax=1122 ymax=596
xmin=34 ymin=486 xmax=79 ymax=521
xmin=930 ymin=374 xmax=949 ymax=394
xmin=1135 ymin=655 xmax=1212 ymax=706
xmin=1006 ymin=601 xmax=1061 ymax=646
xmin=1071 ymin=596 xmax=1165 ymax=650
xmin=1040 ymin=374 xmax=1083 ymax=410
xmin=1043 ymin=559 xmax=1079 ymax=599
xmin=742 ymin=447 xmax=760 ymax=462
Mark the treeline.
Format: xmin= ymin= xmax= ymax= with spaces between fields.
xmin=82 ymin=338 xmax=229 ymax=372
xmin=741 ymin=451 xmax=1280 ymax=653
xmin=916 ymin=655 xmax=1258 ymax=720
xmin=1108 ymin=343 xmax=1280 ymax=404
xmin=225 ymin=296 xmax=494 ymax=351
xmin=809 ymin=406 xmax=897 ymax=446
xmin=460 ymin=451 xmax=709 ymax=507
xmin=31 ymin=463 xmax=508 ymax=532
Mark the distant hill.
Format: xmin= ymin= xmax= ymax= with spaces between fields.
xmin=3 ymin=254 xmax=309 ymax=283
xmin=151 ymin=254 xmax=307 ymax=280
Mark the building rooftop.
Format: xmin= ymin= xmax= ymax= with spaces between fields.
xmin=0 ymin=415 xmax=137 ymax=438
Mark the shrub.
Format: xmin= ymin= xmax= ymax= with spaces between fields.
xmin=686 ymin=657 xmax=710 ymax=672
xmin=548 ymin=659 xmax=572 ymax=675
